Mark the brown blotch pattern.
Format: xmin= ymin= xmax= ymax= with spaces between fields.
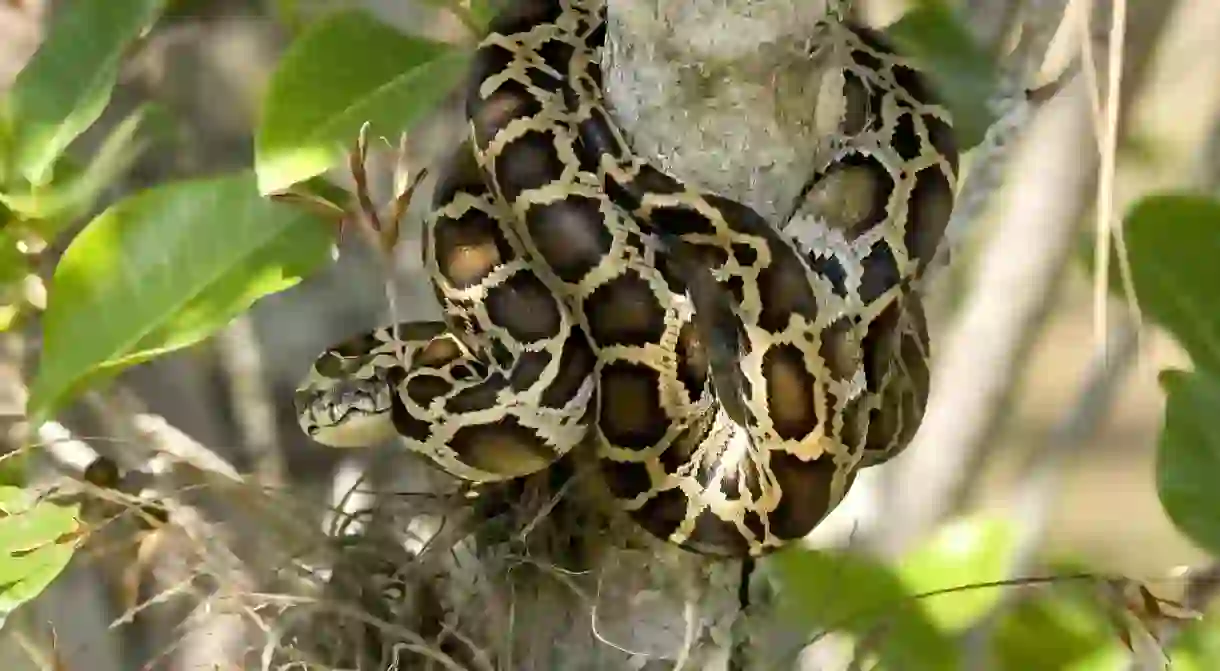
xmin=769 ymin=452 xmax=853 ymax=540
xmin=584 ymin=272 xmax=668 ymax=347
xmin=432 ymin=209 xmax=513 ymax=289
xmin=484 ymin=271 xmax=563 ymax=343
xmin=449 ymin=416 xmax=558 ymax=476
xmin=764 ymin=344 xmax=819 ymax=440
xmin=598 ymin=361 xmax=669 ymax=450
xmin=523 ymin=196 xmax=615 ymax=282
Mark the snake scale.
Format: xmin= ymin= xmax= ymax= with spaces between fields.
xmin=294 ymin=0 xmax=958 ymax=558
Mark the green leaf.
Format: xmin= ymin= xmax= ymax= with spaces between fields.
xmin=0 ymin=486 xmax=80 ymax=629
xmin=1156 ymin=369 xmax=1220 ymax=557
xmin=1125 ymin=193 xmax=1220 ymax=376
xmin=896 ymin=514 xmax=1017 ymax=632
xmin=254 ymin=10 xmax=470 ymax=194
xmin=26 ymin=172 xmax=337 ymax=424
xmin=990 ymin=583 xmax=1114 ymax=671
xmin=465 ymin=0 xmax=498 ymax=26
xmin=1 ymin=104 xmax=164 ymax=229
xmin=885 ymin=0 xmax=1001 ymax=150
xmin=772 ymin=548 xmax=959 ymax=670
xmin=6 ymin=0 xmax=166 ymax=186
xmin=0 ymin=232 xmax=31 ymax=332
xmin=0 ymin=232 xmax=27 ymax=287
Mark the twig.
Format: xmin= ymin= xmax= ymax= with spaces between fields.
xmin=215 ymin=315 xmax=285 ymax=486
xmin=960 ymin=317 xmax=1139 ymax=669
xmin=1090 ymin=0 xmax=1139 ymax=366
xmin=1125 ymin=562 xmax=1220 ymax=671
xmin=873 ymin=72 xmax=1098 ymax=555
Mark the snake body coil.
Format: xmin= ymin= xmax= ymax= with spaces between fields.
xmin=295 ymin=0 xmax=958 ymax=558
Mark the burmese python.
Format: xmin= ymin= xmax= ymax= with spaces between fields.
xmin=294 ymin=0 xmax=958 ymax=558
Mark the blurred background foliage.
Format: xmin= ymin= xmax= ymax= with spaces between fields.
xmin=0 ymin=0 xmax=1219 ymax=669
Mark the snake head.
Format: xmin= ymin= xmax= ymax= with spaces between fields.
xmin=294 ymin=332 xmax=406 ymax=448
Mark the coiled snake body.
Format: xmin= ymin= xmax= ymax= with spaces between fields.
xmin=294 ymin=0 xmax=958 ymax=558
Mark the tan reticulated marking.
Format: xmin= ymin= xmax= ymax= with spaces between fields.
xmin=558 ymin=1 xmax=958 ymax=556
xmin=297 ymin=0 xmax=959 ymax=559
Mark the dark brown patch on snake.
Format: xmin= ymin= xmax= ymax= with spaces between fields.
xmin=641 ymin=202 xmax=720 ymax=237
xmin=390 ymin=395 xmax=431 ymax=442
xmin=540 ymin=335 xmax=596 ymax=409
xmin=842 ymin=71 xmax=874 ymax=137
xmin=764 ymin=343 xmax=818 ymax=441
xmin=818 ymin=317 xmax=859 ymax=382
xmin=599 ymin=361 xmax=669 ymax=450
xmin=414 ymin=335 xmax=465 ymax=368
xmin=892 ymin=112 xmax=923 ymax=162
xmin=803 ymin=154 xmax=893 ymax=241
xmin=403 ymin=373 xmax=451 ymax=408
xmin=630 ymin=164 xmax=686 ymax=196
xmin=485 ymin=271 xmax=563 ymax=342
xmin=536 ymin=37 xmax=574 ymax=78
xmin=523 ymin=195 xmax=614 ymax=282
xmin=717 ymin=456 xmax=758 ymax=502
xmin=927 ymin=116 xmax=959 ymax=174
xmin=524 ymin=62 xmax=563 ymax=92
xmin=769 ymin=451 xmax=852 ymax=540
xmin=684 ymin=510 xmax=750 ymax=556
xmin=657 ymin=434 xmax=692 ymax=476
xmin=445 ymin=372 xmax=509 ymax=414
xmin=891 ymin=65 xmax=932 ymax=107
xmin=601 ymin=458 xmax=653 ymax=499
xmin=432 ymin=208 xmax=514 ymax=289
xmin=494 ymin=128 xmax=568 ymax=204
xmin=861 ymin=300 xmax=902 ymax=390
xmin=468 ymin=43 xmax=515 ymax=99
xmin=585 ymin=272 xmax=667 ymax=347
xmin=508 ymin=349 xmax=552 ymax=392
xmin=859 ymin=241 xmax=901 ymax=304
xmin=756 ymin=249 xmax=822 ymax=332
xmin=312 ymin=352 xmax=349 ymax=380
xmin=470 ymin=79 xmax=544 ymax=156
xmin=857 ymin=293 xmax=931 ymax=464
xmin=631 ymin=487 xmax=688 ymax=543
xmin=850 ymin=48 xmax=882 ymax=74
xmin=904 ymin=166 xmax=955 ymax=274
xmin=808 ymin=252 xmax=849 ymax=298
xmin=675 ymin=322 xmax=710 ymax=403
xmin=450 ymin=415 xmax=559 ymax=477
xmin=482 ymin=0 xmax=562 ymax=39
xmin=326 ymin=332 xmax=384 ymax=360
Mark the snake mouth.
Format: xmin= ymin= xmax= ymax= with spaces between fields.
xmin=295 ymin=379 xmax=397 ymax=447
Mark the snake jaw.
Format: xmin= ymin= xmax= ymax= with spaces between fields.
xmin=294 ymin=378 xmax=397 ymax=448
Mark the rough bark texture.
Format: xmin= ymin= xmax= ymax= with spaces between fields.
xmin=601 ymin=0 xmax=831 ymax=221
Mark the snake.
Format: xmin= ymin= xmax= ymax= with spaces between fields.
xmin=294 ymin=0 xmax=958 ymax=558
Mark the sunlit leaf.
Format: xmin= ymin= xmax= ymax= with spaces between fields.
xmin=886 ymin=0 xmax=1001 ymax=150
xmin=896 ymin=514 xmax=1017 ymax=632
xmin=0 ymin=487 xmax=80 ymax=630
xmin=254 ymin=10 xmax=470 ymax=194
xmin=1125 ymin=193 xmax=1220 ymax=376
xmin=772 ymin=548 xmax=959 ymax=670
xmin=1155 ymin=369 xmax=1220 ymax=557
xmin=1 ymin=104 xmax=164 ymax=229
xmin=6 ymin=0 xmax=165 ymax=186
xmin=26 ymin=172 xmax=336 ymax=423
